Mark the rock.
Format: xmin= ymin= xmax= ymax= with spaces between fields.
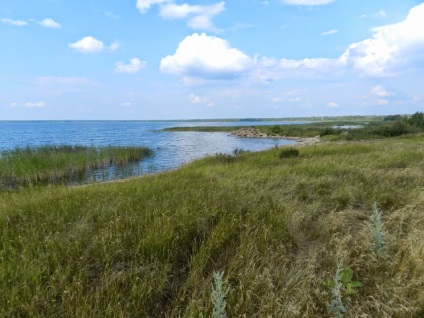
xmin=231 ymin=127 xmax=272 ymax=138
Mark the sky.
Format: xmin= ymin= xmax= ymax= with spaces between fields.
xmin=1 ymin=0 xmax=424 ymax=120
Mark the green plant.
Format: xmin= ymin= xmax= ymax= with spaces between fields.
xmin=328 ymin=263 xmax=362 ymax=318
xmin=279 ymin=148 xmax=300 ymax=158
xmin=233 ymin=148 xmax=249 ymax=156
xmin=211 ymin=271 xmax=229 ymax=318
xmin=369 ymin=203 xmax=386 ymax=254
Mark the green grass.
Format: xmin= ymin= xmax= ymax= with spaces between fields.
xmin=0 ymin=145 xmax=153 ymax=188
xmin=0 ymin=134 xmax=424 ymax=317
xmin=164 ymin=113 xmax=424 ymax=141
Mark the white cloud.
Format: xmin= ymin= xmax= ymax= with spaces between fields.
xmin=115 ymin=58 xmax=146 ymax=74
xmin=370 ymin=85 xmax=389 ymax=97
xmin=160 ymin=33 xmax=253 ymax=81
xmin=120 ymin=102 xmax=132 ymax=107
xmin=281 ymin=0 xmax=334 ymax=6
xmin=361 ymin=10 xmax=388 ymax=19
xmin=375 ymin=10 xmax=388 ymax=18
xmin=189 ymin=94 xmax=214 ymax=107
xmin=251 ymin=56 xmax=341 ymax=83
xmin=1 ymin=18 xmax=28 ymax=26
xmin=24 ymin=101 xmax=46 ymax=108
xmin=328 ymin=101 xmax=338 ymax=107
xmin=10 ymin=102 xmax=18 ymax=107
xmin=321 ymin=29 xmax=338 ymax=36
xmin=159 ymin=2 xmax=225 ymax=31
xmin=109 ymin=41 xmax=120 ymax=51
xmin=39 ymin=18 xmax=61 ymax=28
xmin=340 ymin=3 xmax=424 ymax=76
xmin=136 ymin=0 xmax=171 ymax=14
xmin=69 ymin=36 xmax=104 ymax=54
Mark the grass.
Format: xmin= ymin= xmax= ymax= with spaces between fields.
xmin=164 ymin=112 xmax=424 ymax=141
xmin=0 ymin=133 xmax=424 ymax=317
xmin=0 ymin=145 xmax=153 ymax=188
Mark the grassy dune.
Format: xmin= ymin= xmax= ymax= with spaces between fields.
xmin=0 ymin=145 xmax=153 ymax=188
xmin=0 ymin=134 xmax=423 ymax=317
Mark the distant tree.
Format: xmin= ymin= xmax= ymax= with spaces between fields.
xmin=383 ymin=115 xmax=403 ymax=122
xmin=408 ymin=112 xmax=424 ymax=128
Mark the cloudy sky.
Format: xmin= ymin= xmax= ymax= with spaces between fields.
xmin=1 ymin=0 xmax=423 ymax=120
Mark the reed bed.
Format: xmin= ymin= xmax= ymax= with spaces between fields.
xmin=0 ymin=145 xmax=153 ymax=187
xmin=0 ymin=134 xmax=423 ymax=317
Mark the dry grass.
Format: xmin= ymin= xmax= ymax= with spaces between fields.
xmin=0 ymin=134 xmax=423 ymax=317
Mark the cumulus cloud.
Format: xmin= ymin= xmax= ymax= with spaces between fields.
xmin=39 ymin=18 xmax=61 ymax=28
xmin=189 ymin=94 xmax=214 ymax=106
xmin=340 ymin=4 xmax=424 ymax=76
xmin=136 ymin=0 xmax=171 ymax=14
xmin=160 ymin=4 xmax=424 ymax=84
xmin=281 ymin=0 xmax=334 ymax=6
xmin=160 ymin=2 xmax=225 ymax=31
xmin=160 ymin=33 xmax=253 ymax=81
xmin=69 ymin=36 xmax=104 ymax=54
xmin=24 ymin=101 xmax=46 ymax=108
xmin=1 ymin=18 xmax=28 ymax=26
xmin=115 ymin=58 xmax=146 ymax=74
xmin=328 ymin=101 xmax=338 ymax=107
xmin=321 ymin=29 xmax=338 ymax=36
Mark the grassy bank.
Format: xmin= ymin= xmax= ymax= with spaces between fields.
xmin=0 ymin=145 xmax=153 ymax=188
xmin=165 ymin=112 xmax=424 ymax=141
xmin=1 ymin=134 xmax=424 ymax=317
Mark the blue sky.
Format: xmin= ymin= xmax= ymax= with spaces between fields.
xmin=1 ymin=0 xmax=423 ymax=120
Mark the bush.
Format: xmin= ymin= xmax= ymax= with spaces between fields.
xmin=271 ymin=125 xmax=282 ymax=134
xmin=279 ymin=148 xmax=299 ymax=158
xmin=320 ymin=127 xmax=337 ymax=137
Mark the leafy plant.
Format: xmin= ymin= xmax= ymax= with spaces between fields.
xmin=328 ymin=263 xmax=362 ymax=318
xmin=369 ymin=203 xmax=386 ymax=254
xmin=211 ymin=271 xmax=230 ymax=318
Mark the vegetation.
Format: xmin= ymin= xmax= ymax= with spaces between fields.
xmin=0 ymin=145 xmax=153 ymax=188
xmin=165 ymin=112 xmax=424 ymax=142
xmin=1 ymin=130 xmax=423 ymax=316
xmin=279 ymin=147 xmax=300 ymax=158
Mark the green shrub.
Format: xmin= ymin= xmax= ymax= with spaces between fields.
xmin=279 ymin=148 xmax=300 ymax=158
xmin=320 ymin=127 xmax=337 ymax=137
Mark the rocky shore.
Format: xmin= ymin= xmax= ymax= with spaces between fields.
xmin=230 ymin=126 xmax=321 ymax=146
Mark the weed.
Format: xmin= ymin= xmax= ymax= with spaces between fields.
xmin=369 ymin=203 xmax=386 ymax=254
xmin=328 ymin=263 xmax=361 ymax=317
xmin=211 ymin=271 xmax=229 ymax=318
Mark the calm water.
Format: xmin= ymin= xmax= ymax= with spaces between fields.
xmin=0 ymin=121 xmax=301 ymax=181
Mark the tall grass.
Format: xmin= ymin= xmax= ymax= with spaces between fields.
xmin=0 ymin=145 xmax=153 ymax=187
xmin=0 ymin=134 xmax=423 ymax=316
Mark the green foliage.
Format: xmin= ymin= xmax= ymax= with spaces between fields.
xmin=270 ymin=125 xmax=282 ymax=134
xmin=211 ymin=271 xmax=229 ymax=318
xmin=408 ymin=111 xmax=424 ymax=128
xmin=320 ymin=127 xmax=337 ymax=136
xmin=0 ymin=145 xmax=153 ymax=188
xmin=279 ymin=148 xmax=300 ymax=158
xmin=1 ymin=134 xmax=424 ymax=317
xmin=233 ymin=148 xmax=249 ymax=156
xmin=369 ymin=203 xmax=386 ymax=254
xmin=328 ymin=263 xmax=347 ymax=318
xmin=328 ymin=264 xmax=362 ymax=317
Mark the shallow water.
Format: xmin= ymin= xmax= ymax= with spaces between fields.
xmin=0 ymin=120 xmax=301 ymax=182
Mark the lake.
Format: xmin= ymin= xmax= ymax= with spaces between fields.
xmin=0 ymin=120 xmax=301 ymax=182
